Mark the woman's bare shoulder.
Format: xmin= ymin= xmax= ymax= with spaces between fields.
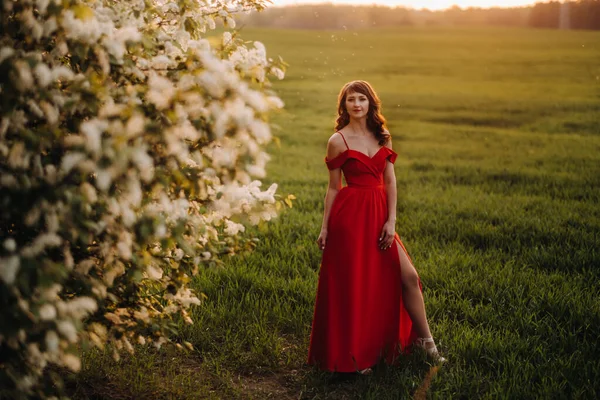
xmin=327 ymin=131 xmax=345 ymax=147
xmin=326 ymin=131 xmax=347 ymax=159
xmin=383 ymin=129 xmax=393 ymax=149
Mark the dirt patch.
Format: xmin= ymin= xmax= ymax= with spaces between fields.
xmin=231 ymin=369 xmax=302 ymax=400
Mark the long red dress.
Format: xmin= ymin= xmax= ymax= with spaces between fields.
xmin=307 ymin=131 xmax=423 ymax=373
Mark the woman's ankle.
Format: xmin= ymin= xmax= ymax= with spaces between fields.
xmin=416 ymin=337 xmax=436 ymax=348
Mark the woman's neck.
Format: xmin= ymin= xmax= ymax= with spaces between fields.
xmin=347 ymin=118 xmax=369 ymax=136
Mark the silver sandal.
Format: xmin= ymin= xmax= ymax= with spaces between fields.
xmin=415 ymin=337 xmax=447 ymax=363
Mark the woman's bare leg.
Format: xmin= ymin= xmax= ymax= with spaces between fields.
xmin=396 ymin=239 xmax=433 ymax=339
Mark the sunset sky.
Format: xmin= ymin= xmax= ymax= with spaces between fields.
xmin=271 ymin=0 xmax=541 ymax=11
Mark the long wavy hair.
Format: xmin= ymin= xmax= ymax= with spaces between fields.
xmin=335 ymin=80 xmax=390 ymax=145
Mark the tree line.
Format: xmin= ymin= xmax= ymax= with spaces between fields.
xmin=530 ymin=0 xmax=600 ymax=29
xmin=239 ymin=1 xmax=600 ymax=30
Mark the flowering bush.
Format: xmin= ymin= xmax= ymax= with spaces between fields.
xmin=0 ymin=0 xmax=290 ymax=397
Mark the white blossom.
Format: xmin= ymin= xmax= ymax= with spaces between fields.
xmin=116 ymin=231 xmax=133 ymax=260
xmin=238 ymin=88 xmax=268 ymax=114
xmin=56 ymin=320 xmax=77 ymax=342
xmin=271 ymin=67 xmax=285 ymax=80
xmin=39 ymin=304 xmax=57 ymax=321
xmin=3 ymin=238 xmax=16 ymax=252
xmin=80 ymin=119 xmax=108 ymax=156
xmin=188 ymin=39 xmax=211 ymax=53
xmin=40 ymin=284 xmax=62 ymax=301
xmin=210 ymin=145 xmax=237 ymax=168
xmin=150 ymin=54 xmax=174 ymax=70
xmin=266 ymin=95 xmax=285 ymax=109
xmin=22 ymin=8 xmax=43 ymax=41
xmin=43 ymin=16 xmax=57 ymax=36
xmin=134 ymin=307 xmax=150 ymax=323
xmin=0 ymin=47 xmax=14 ymax=64
xmin=224 ymin=220 xmax=245 ymax=235
xmin=0 ymin=256 xmax=20 ymax=285
xmin=165 ymin=287 xmax=201 ymax=307
xmin=61 ymin=9 xmax=113 ymax=44
xmin=222 ymin=31 xmax=233 ymax=46
xmin=50 ymin=65 xmax=75 ymax=81
xmin=206 ymin=16 xmax=216 ymax=30
xmin=45 ymin=331 xmax=59 ymax=353
xmin=125 ymin=177 xmax=142 ymax=207
xmin=125 ymin=113 xmax=145 ymax=138
xmin=249 ymin=120 xmax=271 ymax=144
xmin=246 ymin=164 xmax=266 ymax=178
xmin=60 ymin=297 xmax=97 ymax=319
xmin=155 ymin=223 xmax=167 ymax=238
xmin=61 ymin=353 xmax=81 ymax=372
xmin=173 ymin=248 xmax=184 ymax=261
xmin=145 ymin=264 xmax=163 ymax=280
xmin=95 ymin=169 xmax=112 ymax=191
xmin=154 ymin=336 xmax=167 ymax=350
xmin=14 ymin=60 xmax=34 ymax=91
xmin=36 ymin=0 xmax=50 ymax=15
xmin=33 ymin=63 xmax=52 ymax=87
xmin=147 ymin=73 xmax=176 ymax=109
xmin=225 ymin=17 xmax=236 ymax=29
xmin=20 ymin=233 xmax=62 ymax=258
xmin=131 ymin=147 xmax=154 ymax=182
xmin=0 ymin=0 xmax=287 ymax=394
xmin=40 ymin=101 xmax=59 ymax=125
xmin=80 ymin=182 xmax=97 ymax=203
xmin=103 ymin=27 xmax=141 ymax=61
xmin=60 ymin=152 xmax=86 ymax=174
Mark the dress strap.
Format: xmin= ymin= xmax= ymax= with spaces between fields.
xmin=337 ymin=131 xmax=350 ymax=150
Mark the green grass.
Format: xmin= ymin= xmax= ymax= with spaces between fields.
xmin=69 ymin=26 xmax=600 ymax=399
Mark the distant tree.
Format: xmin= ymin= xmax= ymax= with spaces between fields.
xmin=529 ymin=1 xmax=561 ymax=28
xmin=529 ymin=1 xmax=600 ymax=30
xmin=570 ymin=0 xmax=600 ymax=29
xmin=240 ymin=4 xmax=414 ymax=29
xmin=240 ymin=2 xmax=600 ymax=31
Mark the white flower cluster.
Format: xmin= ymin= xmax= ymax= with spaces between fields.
xmin=0 ymin=0 xmax=289 ymax=398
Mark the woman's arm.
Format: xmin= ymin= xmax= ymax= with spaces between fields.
xmin=380 ymin=137 xmax=397 ymax=249
xmin=321 ymin=168 xmax=343 ymax=231
xmin=317 ymin=135 xmax=345 ymax=250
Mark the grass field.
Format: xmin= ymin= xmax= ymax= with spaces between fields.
xmin=68 ymin=27 xmax=600 ymax=399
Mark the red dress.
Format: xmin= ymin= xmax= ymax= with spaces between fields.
xmin=307 ymin=131 xmax=423 ymax=373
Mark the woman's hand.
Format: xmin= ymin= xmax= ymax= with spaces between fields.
xmin=317 ymin=228 xmax=327 ymax=251
xmin=379 ymin=220 xmax=395 ymax=250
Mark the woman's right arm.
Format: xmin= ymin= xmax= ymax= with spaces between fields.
xmin=320 ymin=168 xmax=343 ymax=232
xmin=317 ymin=136 xmax=344 ymax=250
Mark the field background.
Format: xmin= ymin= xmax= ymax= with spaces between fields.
xmin=68 ymin=27 xmax=600 ymax=399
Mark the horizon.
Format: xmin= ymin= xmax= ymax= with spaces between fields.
xmin=270 ymin=0 xmax=543 ymax=11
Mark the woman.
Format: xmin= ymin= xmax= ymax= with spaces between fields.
xmin=307 ymin=80 xmax=446 ymax=375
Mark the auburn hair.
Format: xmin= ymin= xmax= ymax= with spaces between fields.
xmin=334 ymin=80 xmax=390 ymax=145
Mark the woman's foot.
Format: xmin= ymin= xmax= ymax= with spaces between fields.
xmin=358 ymin=367 xmax=373 ymax=375
xmin=415 ymin=337 xmax=447 ymax=363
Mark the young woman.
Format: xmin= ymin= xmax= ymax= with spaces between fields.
xmin=307 ymin=80 xmax=446 ymax=375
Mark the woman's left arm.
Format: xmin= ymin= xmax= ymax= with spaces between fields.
xmin=379 ymin=137 xmax=397 ymax=250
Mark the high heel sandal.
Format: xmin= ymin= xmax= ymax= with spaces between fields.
xmin=358 ymin=367 xmax=373 ymax=375
xmin=415 ymin=337 xmax=447 ymax=364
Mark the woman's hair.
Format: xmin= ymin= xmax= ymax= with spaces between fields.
xmin=335 ymin=80 xmax=390 ymax=145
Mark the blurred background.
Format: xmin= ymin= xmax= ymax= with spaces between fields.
xmin=241 ymin=0 xmax=600 ymax=30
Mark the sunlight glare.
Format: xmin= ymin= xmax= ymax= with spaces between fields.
xmin=271 ymin=0 xmax=539 ymax=11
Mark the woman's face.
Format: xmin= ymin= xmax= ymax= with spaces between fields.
xmin=345 ymin=90 xmax=369 ymax=120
